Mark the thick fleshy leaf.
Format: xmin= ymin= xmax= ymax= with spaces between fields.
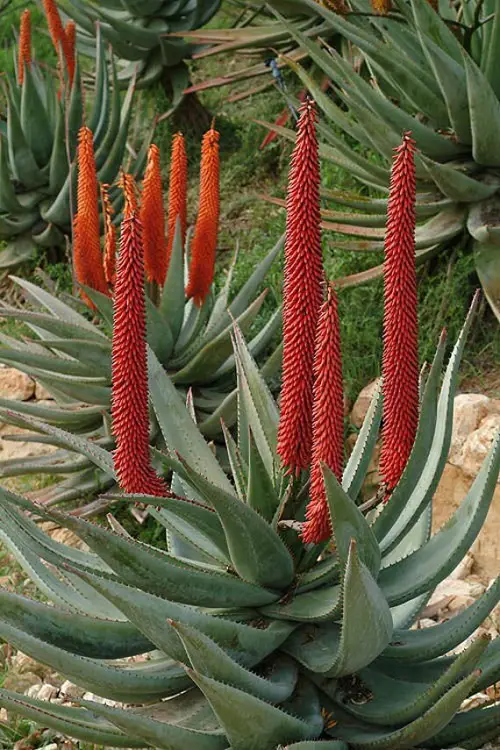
xmin=78 ymin=694 xmax=226 ymax=750
xmin=284 ymin=541 xmax=392 ymax=676
xmin=172 ymin=620 xmax=298 ymax=703
xmin=178 ymin=458 xmax=294 ymax=590
xmin=0 ymin=690 xmax=146 ymax=747
xmin=70 ymin=566 xmax=295 ymax=666
xmin=190 ymin=671 xmax=321 ymax=749
xmin=324 ymin=466 xmax=381 ymax=576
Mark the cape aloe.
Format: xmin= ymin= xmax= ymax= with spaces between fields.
xmin=0 ymin=130 xmax=283 ymax=512
xmin=57 ymin=0 xmax=221 ymax=93
xmin=261 ymin=0 xmax=500 ymax=321
xmin=0 ymin=22 xmax=148 ymax=270
xmin=0 ymin=124 xmax=499 ymax=749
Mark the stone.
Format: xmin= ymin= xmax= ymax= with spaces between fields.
xmin=40 ymin=522 xmax=87 ymax=551
xmin=36 ymin=683 xmax=58 ymax=701
xmin=0 ymin=367 xmax=35 ymax=401
xmin=448 ymin=553 xmax=474 ymax=581
xmin=3 ymin=671 xmax=41 ymax=693
xmin=0 ymin=423 xmax=57 ymax=461
xmin=432 ymin=464 xmax=500 ymax=578
xmin=448 ymin=394 xmax=500 ymax=477
xmin=458 ymin=414 xmax=500 ymax=479
xmin=60 ymin=680 xmax=85 ymax=699
xmin=350 ymin=379 xmax=380 ymax=428
xmin=34 ymin=382 xmax=54 ymax=401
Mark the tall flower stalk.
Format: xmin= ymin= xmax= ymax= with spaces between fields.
xmin=101 ymin=183 xmax=116 ymax=288
xmin=18 ymin=10 xmax=31 ymax=86
xmin=42 ymin=0 xmax=72 ymax=74
xmin=186 ymin=124 xmax=220 ymax=307
xmin=302 ymin=284 xmax=344 ymax=544
xmin=72 ymin=126 xmax=109 ymax=307
xmin=379 ymin=132 xmax=419 ymax=495
xmin=64 ymin=20 xmax=76 ymax=85
xmin=166 ymin=132 xmax=188 ymax=264
xmin=277 ymin=99 xmax=324 ymax=476
xmin=111 ymin=196 xmax=169 ymax=497
xmin=141 ymin=144 xmax=167 ymax=286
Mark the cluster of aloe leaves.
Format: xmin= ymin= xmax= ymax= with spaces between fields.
xmin=0 ymin=26 xmax=149 ymax=269
xmin=0 ymin=229 xmax=283 ymax=514
xmin=0 ymin=291 xmax=498 ymax=748
xmin=261 ymin=0 xmax=500 ymax=320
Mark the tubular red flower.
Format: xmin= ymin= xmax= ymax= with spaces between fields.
xmin=302 ymin=285 xmax=344 ymax=544
xmin=101 ymin=183 xmax=116 ymax=288
xmin=379 ymin=132 xmax=419 ymax=495
xmin=72 ymin=126 xmax=109 ymax=308
xmin=277 ymin=99 xmax=324 ymax=476
xmin=18 ymin=10 xmax=31 ymax=86
xmin=111 ymin=210 xmax=170 ymax=496
xmin=64 ymin=20 xmax=76 ymax=85
xmin=166 ymin=132 xmax=188 ymax=266
xmin=185 ymin=126 xmax=220 ymax=306
xmin=141 ymin=144 xmax=167 ymax=286
xmin=42 ymin=0 xmax=71 ymax=72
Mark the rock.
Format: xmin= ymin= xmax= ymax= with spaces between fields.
xmin=350 ymin=379 xmax=380 ymax=428
xmin=3 ymin=671 xmax=41 ymax=693
xmin=0 ymin=367 xmax=35 ymax=401
xmin=0 ymin=423 xmax=57 ymax=461
xmin=449 ymin=394 xmax=500 ymax=478
xmin=448 ymin=553 xmax=474 ymax=581
xmin=416 ymin=618 xmax=436 ymax=629
xmin=458 ymin=414 xmax=500 ymax=479
xmin=37 ymin=683 xmax=58 ymax=701
xmin=82 ymin=691 xmax=116 ymax=706
xmin=0 ymin=708 xmax=7 ymax=722
xmin=40 ymin=522 xmax=87 ymax=551
xmin=428 ymin=577 xmax=485 ymax=612
xmin=433 ymin=464 xmax=500 ymax=578
xmin=34 ymin=382 xmax=54 ymax=400
xmin=60 ymin=680 xmax=86 ymax=699
xmin=40 ymin=745 xmax=58 ymax=750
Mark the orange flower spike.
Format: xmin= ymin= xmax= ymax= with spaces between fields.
xmin=121 ymin=172 xmax=139 ymax=219
xmin=111 ymin=210 xmax=170 ymax=497
xmin=302 ymin=285 xmax=344 ymax=544
xmin=185 ymin=125 xmax=220 ymax=306
xmin=380 ymin=132 xmax=419 ymax=496
xmin=277 ymin=99 xmax=324 ymax=476
xmin=42 ymin=0 xmax=71 ymax=69
xmin=141 ymin=144 xmax=168 ymax=286
xmin=72 ymin=126 xmax=109 ymax=307
xmin=64 ymin=20 xmax=76 ymax=85
xmin=101 ymin=183 xmax=117 ymax=288
xmin=166 ymin=132 xmax=188 ymax=264
xmin=18 ymin=10 xmax=31 ymax=86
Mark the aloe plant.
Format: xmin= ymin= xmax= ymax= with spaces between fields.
xmin=0 ymin=114 xmax=498 ymax=750
xmin=57 ymin=0 xmax=221 ymax=95
xmin=0 ymin=22 xmax=149 ymax=270
xmin=260 ymin=0 xmax=500 ymax=321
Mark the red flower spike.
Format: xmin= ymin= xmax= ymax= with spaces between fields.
xmin=141 ymin=144 xmax=167 ymax=286
xmin=277 ymin=99 xmax=324 ymax=476
xmin=111 ymin=211 xmax=170 ymax=497
xmin=166 ymin=132 xmax=188 ymax=265
xmin=185 ymin=125 xmax=220 ymax=306
xmin=379 ymin=132 xmax=419 ymax=495
xmin=302 ymin=285 xmax=344 ymax=544
xmin=64 ymin=20 xmax=76 ymax=85
xmin=18 ymin=10 xmax=31 ymax=86
xmin=72 ymin=126 xmax=109 ymax=308
xmin=101 ymin=183 xmax=116 ymax=288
